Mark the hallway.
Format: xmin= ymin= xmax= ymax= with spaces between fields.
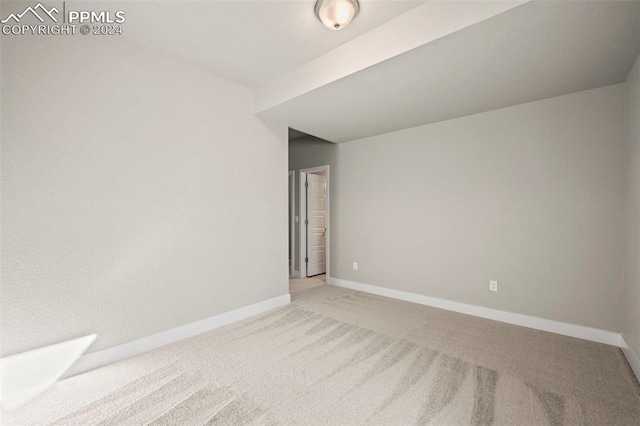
xmin=289 ymin=275 xmax=325 ymax=300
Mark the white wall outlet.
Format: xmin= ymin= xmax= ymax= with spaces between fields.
xmin=489 ymin=280 xmax=498 ymax=292
xmin=353 ymin=262 xmax=358 ymax=270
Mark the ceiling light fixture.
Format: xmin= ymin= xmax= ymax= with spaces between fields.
xmin=315 ymin=0 xmax=360 ymax=31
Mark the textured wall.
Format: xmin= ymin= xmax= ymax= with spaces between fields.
xmin=1 ymin=35 xmax=288 ymax=356
xmin=623 ymin=55 xmax=640 ymax=354
xmin=332 ymin=85 xmax=626 ymax=332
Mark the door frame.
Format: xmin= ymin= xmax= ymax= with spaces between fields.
xmin=288 ymin=170 xmax=296 ymax=277
xmin=299 ymin=165 xmax=330 ymax=279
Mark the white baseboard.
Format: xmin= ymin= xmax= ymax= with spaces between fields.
xmin=327 ymin=277 xmax=621 ymax=347
xmin=620 ymin=334 xmax=640 ymax=383
xmin=62 ymin=294 xmax=290 ymax=379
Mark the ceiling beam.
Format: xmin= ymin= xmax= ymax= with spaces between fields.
xmin=255 ymin=0 xmax=531 ymax=114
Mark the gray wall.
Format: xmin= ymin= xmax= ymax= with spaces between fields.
xmin=624 ymin=56 xmax=640 ymax=354
xmin=1 ymin=35 xmax=288 ymax=356
xmin=288 ymin=136 xmax=336 ymax=273
xmin=332 ymin=84 xmax=625 ymax=332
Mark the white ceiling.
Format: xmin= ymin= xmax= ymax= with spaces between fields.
xmin=94 ymin=1 xmax=640 ymax=143
xmin=113 ymin=0 xmax=424 ymax=89
xmin=262 ymin=0 xmax=640 ymax=142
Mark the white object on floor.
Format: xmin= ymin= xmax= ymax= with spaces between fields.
xmin=0 ymin=334 xmax=96 ymax=402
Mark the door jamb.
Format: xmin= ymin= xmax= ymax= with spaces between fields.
xmin=299 ymin=165 xmax=330 ymax=279
xmin=288 ymin=170 xmax=296 ymax=277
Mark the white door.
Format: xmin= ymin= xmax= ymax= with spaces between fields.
xmin=306 ymin=173 xmax=326 ymax=276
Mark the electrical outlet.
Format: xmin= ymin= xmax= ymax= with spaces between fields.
xmin=353 ymin=262 xmax=358 ymax=270
xmin=489 ymin=280 xmax=498 ymax=292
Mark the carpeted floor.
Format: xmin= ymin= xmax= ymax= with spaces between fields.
xmin=2 ymin=280 xmax=639 ymax=425
xmin=289 ymin=274 xmax=325 ymax=297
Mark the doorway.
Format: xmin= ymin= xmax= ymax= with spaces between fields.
xmin=288 ymin=171 xmax=295 ymax=277
xmin=299 ymin=165 xmax=330 ymax=280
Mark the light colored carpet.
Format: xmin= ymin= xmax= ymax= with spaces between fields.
xmin=289 ymin=275 xmax=325 ymax=297
xmin=2 ymin=283 xmax=639 ymax=425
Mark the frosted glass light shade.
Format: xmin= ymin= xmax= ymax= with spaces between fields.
xmin=315 ymin=0 xmax=360 ymax=31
